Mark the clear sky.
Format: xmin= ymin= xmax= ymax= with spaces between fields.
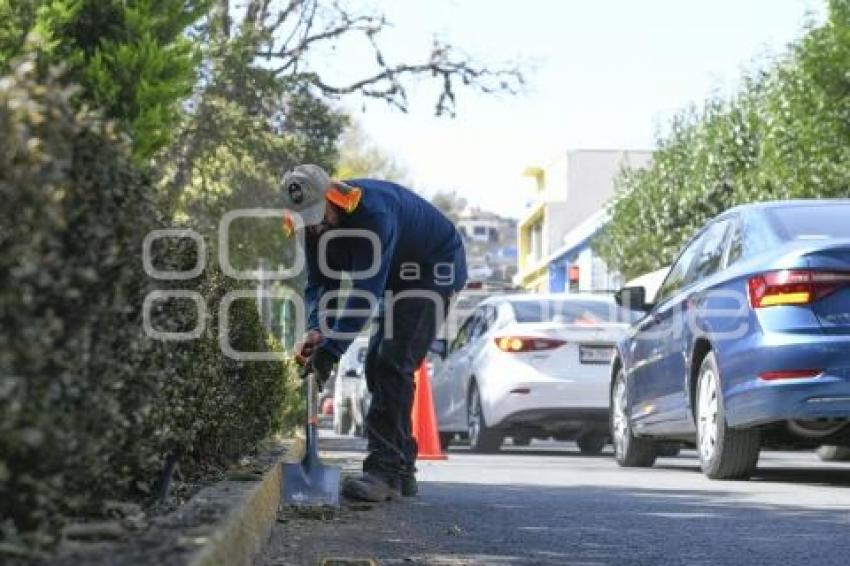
xmin=317 ymin=0 xmax=826 ymax=218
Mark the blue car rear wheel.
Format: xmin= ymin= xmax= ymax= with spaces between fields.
xmin=696 ymin=352 xmax=761 ymax=479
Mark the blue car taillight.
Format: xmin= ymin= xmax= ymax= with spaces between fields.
xmin=747 ymin=270 xmax=850 ymax=308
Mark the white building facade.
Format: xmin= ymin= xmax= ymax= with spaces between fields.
xmin=515 ymin=150 xmax=653 ymax=293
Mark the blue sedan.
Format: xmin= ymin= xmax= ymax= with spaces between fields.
xmin=610 ymin=200 xmax=850 ymax=479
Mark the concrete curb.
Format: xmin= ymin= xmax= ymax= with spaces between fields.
xmin=187 ymin=437 xmax=305 ymax=566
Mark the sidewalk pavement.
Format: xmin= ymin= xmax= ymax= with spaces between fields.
xmin=257 ymin=431 xmax=441 ymax=566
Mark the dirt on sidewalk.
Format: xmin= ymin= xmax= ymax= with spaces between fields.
xmin=258 ymin=434 xmax=488 ymax=566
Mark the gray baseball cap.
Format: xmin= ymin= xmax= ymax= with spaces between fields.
xmin=281 ymin=164 xmax=331 ymax=226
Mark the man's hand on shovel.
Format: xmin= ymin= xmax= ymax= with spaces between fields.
xmin=304 ymin=346 xmax=337 ymax=391
xmin=294 ymin=330 xmax=323 ymax=367
xmin=295 ymin=330 xmax=337 ymax=390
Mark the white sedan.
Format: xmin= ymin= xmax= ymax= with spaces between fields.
xmin=431 ymin=294 xmax=639 ymax=453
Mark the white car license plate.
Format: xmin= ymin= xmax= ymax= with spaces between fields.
xmin=580 ymin=345 xmax=614 ymax=365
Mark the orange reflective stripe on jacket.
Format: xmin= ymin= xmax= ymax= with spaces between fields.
xmin=326 ymin=185 xmax=362 ymax=213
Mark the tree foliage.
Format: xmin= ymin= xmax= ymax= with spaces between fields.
xmin=335 ymin=120 xmax=409 ymax=183
xmin=595 ymin=0 xmax=850 ymax=281
xmin=161 ymin=0 xmax=521 ymax=268
xmin=243 ymin=0 xmax=524 ymax=117
xmin=0 ymin=1 xmax=40 ymax=63
xmin=431 ymin=190 xmax=468 ymax=223
xmin=0 ymin=0 xmax=213 ymax=160
xmin=157 ymin=3 xmax=347 ymax=279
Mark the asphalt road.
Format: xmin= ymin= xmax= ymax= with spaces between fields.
xmin=259 ymin=433 xmax=850 ymax=565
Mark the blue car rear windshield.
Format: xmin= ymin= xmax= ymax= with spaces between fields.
xmin=511 ymin=300 xmax=640 ymax=324
xmin=769 ymin=204 xmax=850 ymax=241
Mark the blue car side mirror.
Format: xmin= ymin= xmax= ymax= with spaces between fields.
xmin=616 ymin=286 xmax=652 ymax=312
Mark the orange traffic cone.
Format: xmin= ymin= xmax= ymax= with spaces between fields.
xmin=411 ymin=360 xmax=447 ymax=460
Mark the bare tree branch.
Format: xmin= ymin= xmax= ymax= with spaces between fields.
xmin=301 ymin=37 xmax=523 ymax=116
xmin=265 ymin=0 xmax=308 ymax=47
xmin=284 ymin=0 xmax=319 ymax=75
xmin=263 ymin=3 xmax=383 ymax=71
xmin=238 ymin=0 xmax=524 ymax=117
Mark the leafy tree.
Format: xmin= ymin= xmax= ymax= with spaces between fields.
xmin=0 ymin=0 xmax=213 ymax=160
xmin=157 ymin=7 xmax=347 ymax=277
xmin=596 ymin=0 xmax=850 ymax=281
xmin=335 ymin=120 xmax=410 ymax=183
xmin=431 ymin=190 xmax=468 ymax=223
xmin=0 ymin=1 xmax=41 ymax=64
xmin=161 ymin=0 xmax=523 ymax=268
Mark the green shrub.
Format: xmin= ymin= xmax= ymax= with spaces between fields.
xmin=0 ymin=59 xmax=296 ymax=543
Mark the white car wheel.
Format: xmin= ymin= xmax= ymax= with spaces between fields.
xmin=576 ymin=434 xmax=606 ymax=455
xmin=511 ymin=435 xmax=531 ymax=447
xmin=467 ymin=384 xmax=502 ymax=453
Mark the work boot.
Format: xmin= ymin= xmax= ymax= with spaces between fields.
xmin=400 ymin=473 xmax=418 ymax=497
xmin=341 ymin=472 xmax=400 ymax=502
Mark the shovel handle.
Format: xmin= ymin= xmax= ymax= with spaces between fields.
xmin=302 ymin=370 xmax=320 ymax=464
xmin=305 ymin=370 xmax=318 ymax=426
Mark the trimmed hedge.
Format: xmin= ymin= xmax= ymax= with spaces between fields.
xmin=0 ymin=59 xmax=296 ymax=541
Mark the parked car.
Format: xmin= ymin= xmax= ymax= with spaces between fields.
xmin=467 ymin=263 xmax=494 ymax=282
xmin=333 ymin=336 xmax=370 ymax=436
xmin=430 ymin=293 xmax=638 ymax=453
xmin=611 ymin=200 xmax=850 ymax=479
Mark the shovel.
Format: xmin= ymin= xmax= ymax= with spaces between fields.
xmin=281 ymin=370 xmax=341 ymax=507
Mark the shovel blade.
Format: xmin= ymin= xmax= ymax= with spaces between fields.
xmin=281 ymin=461 xmax=341 ymax=507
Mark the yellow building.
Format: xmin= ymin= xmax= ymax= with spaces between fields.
xmin=515 ymin=150 xmax=653 ymax=293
